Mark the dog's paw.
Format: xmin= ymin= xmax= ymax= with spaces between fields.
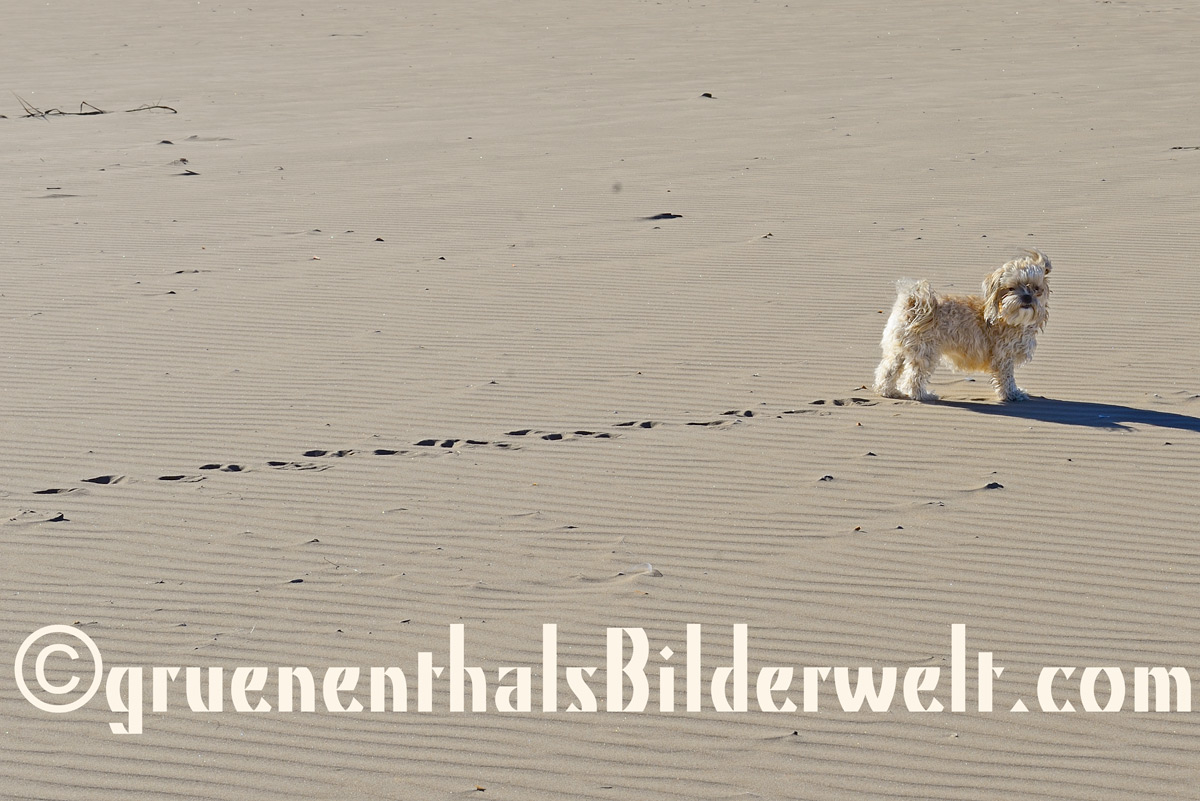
xmin=1000 ymin=388 xmax=1030 ymax=402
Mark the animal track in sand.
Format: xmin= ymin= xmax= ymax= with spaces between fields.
xmin=3 ymin=510 xmax=68 ymax=525
xmin=26 ymin=398 xmax=880 ymax=514
xmin=812 ymin=397 xmax=876 ymax=407
xmin=781 ymin=397 xmax=877 ymax=416
xmin=82 ymin=474 xmax=124 ymax=485
xmin=267 ymin=461 xmax=330 ymax=471
xmin=507 ymin=429 xmax=613 ymax=441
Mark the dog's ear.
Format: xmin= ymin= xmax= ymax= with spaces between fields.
xmin=1025 ymin=249 xmax=1051 ymax=275
xmin=982 ymin=268 xmax=1004 ymax=324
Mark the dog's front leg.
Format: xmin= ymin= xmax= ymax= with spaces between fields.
xmin=991 ymin=361 xmax=1028 ymax=402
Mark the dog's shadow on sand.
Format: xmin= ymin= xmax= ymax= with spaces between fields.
xmin=940 ymin=397 xmax=1200 ymax=434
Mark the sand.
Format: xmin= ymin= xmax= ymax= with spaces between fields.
xmin=3 ymin=0 xmax=1200 ymax=798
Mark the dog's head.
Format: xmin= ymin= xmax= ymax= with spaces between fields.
xmin=983 ymin=250 xmax=1051 ymax=328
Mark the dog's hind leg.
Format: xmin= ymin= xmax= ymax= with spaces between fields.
xmin=898 ymin=353 xmax=938 ymax=402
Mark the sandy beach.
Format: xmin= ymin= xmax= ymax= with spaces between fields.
xmin=4 ymin=0 xmax=1200 ymax=798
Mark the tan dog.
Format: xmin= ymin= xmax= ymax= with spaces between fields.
xmin=874 ymin=250 xmax=1052 ymax=402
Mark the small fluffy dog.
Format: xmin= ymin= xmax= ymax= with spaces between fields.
xmin=873 ymin=250 xmax=1052 ymax=402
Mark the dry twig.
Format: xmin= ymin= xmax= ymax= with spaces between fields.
xmin=11 ymin=94 xmax=177 ymax=118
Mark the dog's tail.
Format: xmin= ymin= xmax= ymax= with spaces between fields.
xmin=891 ymin=279 xmax=937 ymax=336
